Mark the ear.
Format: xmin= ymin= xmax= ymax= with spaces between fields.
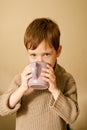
xmin=56 ymin=45 xmax=62 ymax=57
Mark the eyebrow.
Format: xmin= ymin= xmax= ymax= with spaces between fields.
xmin=28 ymin=50 xmax=53 ymax=54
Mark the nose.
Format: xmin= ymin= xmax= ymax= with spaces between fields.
xmin=37 ymin=56 xmax=43 ymax=62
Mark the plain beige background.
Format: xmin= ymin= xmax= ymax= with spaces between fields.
xmin=0 ymin=0 xmax=87 ymax=130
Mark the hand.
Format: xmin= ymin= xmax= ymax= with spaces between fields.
xmin=41 ymin=64 xmax=60 ymax=97
xmin=21 ymin=64 xmax=32 ymax=92
xmin=9 ymin=64 xmax=32 ymax=108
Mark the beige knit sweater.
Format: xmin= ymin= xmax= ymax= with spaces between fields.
xmin=0 ymin=64 xmax=79 ymax=130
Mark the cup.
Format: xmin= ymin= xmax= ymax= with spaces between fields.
xmin=28 ymin=61 xmax=49 ymax=89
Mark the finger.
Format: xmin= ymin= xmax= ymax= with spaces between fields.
xmin=26 ymin=73 xmax=32 ymax=80
xmin=42 ymin=68 xmax=54 ymax=76
xmin=21 ymin=73 xmax=32 ymax=80
xmin=42 ymin=65 xmax=54 ymax=74
xmin=47 ymin=64 xmax=54 ymax=72
xmin=42 ymin=76 xmax=50 ymax=83
xmin=41 ymin=72 xmax=56 ymax=83
xmin=25 ymin=64 xmax=32 ymax=72
xmin=41 ymin=68 xmax=55 ymax=80
xmin=22 ymin=65 xmax=32 ymax=76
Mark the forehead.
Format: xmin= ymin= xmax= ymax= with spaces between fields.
xmin=28 ymin=40 xmax=55 ymax=53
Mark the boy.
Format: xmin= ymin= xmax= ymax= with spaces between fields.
xmin=0 ymin=18 xmax=79 ymax=130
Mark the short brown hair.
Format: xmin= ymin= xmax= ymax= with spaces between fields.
xmin=24 ymin=18 xmax=60 ymax=51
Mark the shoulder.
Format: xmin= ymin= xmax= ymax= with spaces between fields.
xmin=55 ymin=64 xmax=75 ymax=81
xmin=55 ymin=64 xmax=76 ymax=92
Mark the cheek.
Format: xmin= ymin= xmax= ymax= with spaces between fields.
xmin=28 ymin=56 xmax=35 ymax=63
xmin=47 ymin=56 xmax=57 ymax=67
xmin=51 ymin=60 xmax=57 ymax=68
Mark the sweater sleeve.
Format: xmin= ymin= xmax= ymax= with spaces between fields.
xmin=49 ymin=73 xmax=79 ymax=124
xmin=0 ymin=74 xmax=21 ymax=116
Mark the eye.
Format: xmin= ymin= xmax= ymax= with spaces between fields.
xmin=44 ymin=53 xmax=50 ymax=56
xmin=31 ymin=54 xmax=36 ymax=57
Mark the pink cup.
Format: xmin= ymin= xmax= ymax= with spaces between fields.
xmin=28 ymin=61 xmax=49 ymax=89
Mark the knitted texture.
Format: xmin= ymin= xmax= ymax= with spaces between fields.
xmin=0 ymin=64 xmax=79 ymax=130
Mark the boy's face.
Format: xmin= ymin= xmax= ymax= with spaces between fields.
xmin=28 ymin=40 xmax=62 ymax=68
